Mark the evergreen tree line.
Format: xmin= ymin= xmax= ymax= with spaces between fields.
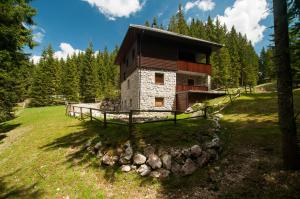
xmin=30 ymin=43 xmax=119 ymax=106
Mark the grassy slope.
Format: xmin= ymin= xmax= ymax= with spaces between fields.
xmin=0 ymin=90 xmax=300 ymax=198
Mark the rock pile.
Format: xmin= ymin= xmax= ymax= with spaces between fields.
xmin=100 ymin=98 xmax=121 ymax=111
xmin=86 ymin=114 xmax=222 ymax=178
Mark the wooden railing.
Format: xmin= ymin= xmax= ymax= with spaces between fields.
xmin=176 ymin=85 xmax=208 ymax=91
xmin=65 ymin=105 xmax=211 ymax=133
xmin=177 ymin=60 xmax=211 ymax=75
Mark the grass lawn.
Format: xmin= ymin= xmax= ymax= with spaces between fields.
xmin=0 ymin=89 xmax=300 ymax=198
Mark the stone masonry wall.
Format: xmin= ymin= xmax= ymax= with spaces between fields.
xmin=121 ymin=69 xmax=140 ymax=111
xmin=140 ymin=69 xmax=176 ymax=110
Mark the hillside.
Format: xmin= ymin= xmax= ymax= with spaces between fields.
xmin=0 ymin=90 xmax=299 ymax=198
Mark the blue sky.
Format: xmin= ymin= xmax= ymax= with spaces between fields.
xmin=27 ymin=0 xmax=274 ymax=63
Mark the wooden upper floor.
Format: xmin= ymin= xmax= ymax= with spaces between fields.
xmin=115 ymin=24 xmax=223 ymax=83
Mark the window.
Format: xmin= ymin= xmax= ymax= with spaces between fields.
xmin=130 ymin=99 xmax=132 ymax=107
xmin=123 ymin=72 xmax=126 ymax=80
xmin=155 ymin=97 xmax=164 ymax=107
xmin=155 ymin=73 xmax=164 ymax=85
xmin=127 ymin=79 xmax=130 ymax=89
xmin=126 ymin=58 xmax=129 ymax=67
xmin=132 ymin=50 xmax=135 ymax=60
xmin=188 ymin=79 xmax=195 ymax=86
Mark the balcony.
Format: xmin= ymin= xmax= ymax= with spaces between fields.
xmin=176 ymin=85 xmax=208 ymax=92
xmin=177 ymin=60 xmax=211 ymax=75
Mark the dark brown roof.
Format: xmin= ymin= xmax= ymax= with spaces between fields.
xmin=115 ymin=24 xmax=224 ymax=65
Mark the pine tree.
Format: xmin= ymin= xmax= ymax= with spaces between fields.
xmin=30 ymin=45 xmax=60 ymax=106
xmin=80 ymin=43 xmax=99 ymax=102
xmin=0 ymin=0 xmax=36 ymax=121
xmin=226 ymin=27 xmax=241 ymax=87
xmin=62 ymin=56 xmax=80 ymax=102
xmin=176 ymin=4 xmax=188 ymax=35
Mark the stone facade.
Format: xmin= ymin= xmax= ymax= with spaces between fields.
xmin=121 ymin=68 xmax=176 ymax=111
xmin=121 ymin=68 xmax=211 ymax=111
xmin=121 ymin=69 xmax=140 ymax=111
xmin=140 ymin=69 xmax=176 ymax=110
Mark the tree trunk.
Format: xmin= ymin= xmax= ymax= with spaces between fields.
xmin=273 ymin=0 xmax=300 ymax=169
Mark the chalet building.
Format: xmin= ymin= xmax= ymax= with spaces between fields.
xmin=115 ymin=24 xmax=224 ymax=112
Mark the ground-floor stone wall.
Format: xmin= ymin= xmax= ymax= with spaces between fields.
xmin=139 ymin=69 xmax=176 ymax=110
xmin=121 ymin=69 xmax=140 ymax=111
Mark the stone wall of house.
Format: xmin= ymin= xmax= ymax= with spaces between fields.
xmin=140 ymin=69 xmax=176 ymax=110
xmin=121 ymin=69 xmax=140 ymax=111
xmin=176 ymin=73 xmax=208 ymax=86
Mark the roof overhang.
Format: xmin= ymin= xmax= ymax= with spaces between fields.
xmin=115 ymin=24 xmax=224 ymax=65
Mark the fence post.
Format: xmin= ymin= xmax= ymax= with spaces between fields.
xmin=204 ymin=106 xmax=208 ymax=119
xmin=80 ymin=107 xmax=83 ymax=120
xmin=72 ymin=106 xmax=75 ymax=117
xmin=174 ymin=111 xmax=177 ymax=125
xmin=103 ymin=111 xmax=107 ymax=128
xmin=90 ymin=108 xmax=92 ymax=121
xmin=128 ymin=110 xmax=133 ymax=135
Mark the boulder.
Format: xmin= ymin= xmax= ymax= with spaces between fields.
xmin=133 ymin=153 xmax=147 ymax=165
xmin=150 ymin=171 xmax=160 ymax=178
xmin=131 ymin=165 xmax=137 ymax=170
xmin=182 ymin=148 xmax=191 ymax=157
xmin=205 ymin=137 xmax=220 ymax=149
xmin=150 ymin=168 xmax=170 ymax=178
xmin=170 ymin=148 xmax=181 ymax=158
xmin=161 ymin=154 xmax=172 ymax=170
xmin=102 ymin=154 xmax=118 ymax=166
xmin=119 ymin=142 xmax=133 ymax=164
xmin=120 ymin=165 xmax=131 ymax=172
xmin=94 ymin=141 xmax=102 ymax=150
xmin=196 ymin=151 xmax=209 ymax=167
xmin=207 ymin=149 xmax=218 ymax=160
xmin=171 ymin=162 xmax=182 ymax=175
xmin=181 ymin=158 xmax=197 ymax=175
xmin=190 ymin=145 xmax=202 ymax=157
xmin=144 ymin=145 xmax=155 ymax=157
xmin=137 ymin=164 xmax=151 ymax=176
xmin=96 ymin=150 xmax=104 ymax=158
xmin=157 ymin=168 xmax=170 ymax=178
xmin=147 ymin=154 xmax=162 ymax=169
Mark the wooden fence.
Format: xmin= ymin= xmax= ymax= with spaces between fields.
xmin=65 ymin=104 xmax=211 ymax=130
xmin=65 ymin=90 xmax=241 ymax=130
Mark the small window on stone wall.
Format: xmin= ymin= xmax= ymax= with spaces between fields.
xmin=127 ymin=79 xmax=130 ymax=89
xmin=155 ymin=73 xmax=164 ymax=85
xmin=130 ymin=99 xmax=132 ymax=107
xmin=155 ymin=97 xmax=164 ymax=107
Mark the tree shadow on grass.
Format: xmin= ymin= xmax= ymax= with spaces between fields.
xmin=0 ymin=123 xmax=21 ymax=143
xmin=41 ymin=93 xmax=300 ymax=198
xmin=0 ymin=169 xmax=42 ymax=199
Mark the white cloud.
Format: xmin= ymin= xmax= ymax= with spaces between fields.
xmin=54 ymin=43 xmax=83 ymax=60
xmin=185 ymin=0 xmax=215 ymax=12
xmin=29 ymin=25 xmax=46 ymax=43
xmin=30 ymin=55 xmax=42 ymax=64
xmin=82 ymin=0 xmax=144 ymax=20
xmin=216 ymin=0 xmax=269 ymax=44
xmin=33 ymin=32 xmax=45 ymax=43
xmin=30 ymin=43 xmax=83 ymax=64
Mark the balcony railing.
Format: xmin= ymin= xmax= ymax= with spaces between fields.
xmin=177 ymin=60 xmax=211 ymax=75
xmin=176 ymin=85 xmax=208 ymax=92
